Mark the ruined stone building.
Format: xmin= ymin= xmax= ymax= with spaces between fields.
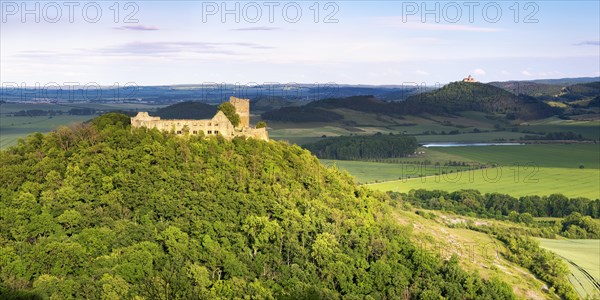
xmin=462 ymin=75 xmax=477 ymax=83
xmin=131 ymin=96 xmax=268 ymax=141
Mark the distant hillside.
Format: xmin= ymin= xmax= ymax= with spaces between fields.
xmin=379 ymin=87 xmax=438 ymax=101
xmin=261 ymin=106 xmax=344 ymax=122
xmin=262 ymin=82 xmax=558 ymax=122
xmin=489 ymin=81 xmax=563 ymax=97
xmin=587 ymin=96 xmax=600 ymax=108
xmin=155 ymin=101 xmax=218 ymax=119
xmin=560 ymin=82 xmax=600 ymax=102
xmin=399 ymin=81 xmax=556 ymax=119
xmin=308 ymin=95 xmax=390 ymax=113
xmin=261 ymin=95 xmax=398 ymax=122
xmin=250 ymin=95 xmax=295 ymax=111
xmin=529 ymin=77 xmax=600 ymax=86
xmin=489 ymin=79 xmax=600 ymax=102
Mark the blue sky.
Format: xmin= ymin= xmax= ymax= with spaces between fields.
xmin=1 ymin=1 xmax=599 ymax=86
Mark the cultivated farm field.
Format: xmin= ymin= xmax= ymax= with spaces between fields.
xmin=538 ymin=238 xmax=600 ymax=299
xmin=368 ymin=167 xmax=600 ymax=199
xmin=361 ymin=144 xmax=600 ymax=199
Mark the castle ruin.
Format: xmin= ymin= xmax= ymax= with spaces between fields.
xmin=462 ymin=75 xmax=477 ymax=83
xmin=131 ymin=96 xmax=268 ymax=141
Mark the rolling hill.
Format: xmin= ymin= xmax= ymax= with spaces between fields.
xmin=398 ymin=82 xmax=557 ymax=119
xmin=0 ymin=113 xmax=517 ymax=299
xmin=263 ymin=82 xmax=558 ymax=122
xmin=560 ymin=82 xmax=600 ymax=102
xmin=489 ymin=81 xmax=563 ymax=97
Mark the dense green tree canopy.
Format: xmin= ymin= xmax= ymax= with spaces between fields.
xmin=218 ymin=102 xmax=240 ymax=127
xmin=399 ymin=189 xmax=600 ymax=219
xmin=0 ymin=113 xmax=515 ymax=299
xmin=255 ymin=121 xmax=267 ymax=129
xmin=304 ymin=134 xmax=419 ymax=160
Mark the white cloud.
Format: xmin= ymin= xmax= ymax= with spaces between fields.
xmin=521 ymin=70 xmax=533 ymax=76
xmin=473 ymin=68 xmax=486 ymax=76
xmin=574 ymin=40 xmax=600 ymax=46
xmin=416 ymin=70 xmax=429 ymax=75
xmin=113 ymin=25 xmax=160 ymax=31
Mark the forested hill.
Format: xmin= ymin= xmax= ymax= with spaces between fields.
xmin=0 ymin=113 xmax=515 ymax=299
xmin=399 ymin=82 xmax=557 ymax=119
xmin=262 ymin=82 xmax=558 ymax=122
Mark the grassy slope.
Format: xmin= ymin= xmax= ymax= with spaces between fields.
xmin=394 ymin=209 xmax=553 ymax=299
xmin=538 ymin=239 xmax=600 ymax=299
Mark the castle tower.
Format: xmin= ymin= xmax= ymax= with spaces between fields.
xmin=229 ymin=96 xmax=250 ymax=128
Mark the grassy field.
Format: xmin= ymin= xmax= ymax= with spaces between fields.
xmin=519 ymin=117 xmax=600 ymax=140
xmin=538 ymin=239 xmax=600 ymax=299
xmin=368 ymin=167 xmax=600 ymax=199
xmin=320 ymin=159 xmax=471 ymax=184
xmin=353 ymin=144 xmax=600 ymax=199
xmin=432 ymin=144 xmax=600 ymax=169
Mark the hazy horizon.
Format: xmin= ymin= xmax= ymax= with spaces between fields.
xmin=2 ymin=1 xmax=599 ymax=85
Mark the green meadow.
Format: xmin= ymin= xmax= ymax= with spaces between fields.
xmin=432 ymin=144 xmax=600 ymax=169
xmin=368 ymin=167 xmax=600 ymax=199
xmin=353 ymin=144 xmax=600 ymax=199
xmin=538 ymin=239 xmax=600 ymax=299
xmin=520 ymin=117 xmax=600 ymax=140
xmin=320 ymin=159 xmax=471 ymax=184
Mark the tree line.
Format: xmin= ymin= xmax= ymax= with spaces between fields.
xmin=397 ymin=189 xmax=600 ymax=218
xmin=304 ymin=133 xmax=419 ymax=160
xmin=392 ymin=189 xmax=600 ymax=239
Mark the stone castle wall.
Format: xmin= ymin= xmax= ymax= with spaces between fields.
xmin=131 ymin=97 xmax=268 ymax=141
xmin=229 ymin=96 xmax=250 ymax=128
